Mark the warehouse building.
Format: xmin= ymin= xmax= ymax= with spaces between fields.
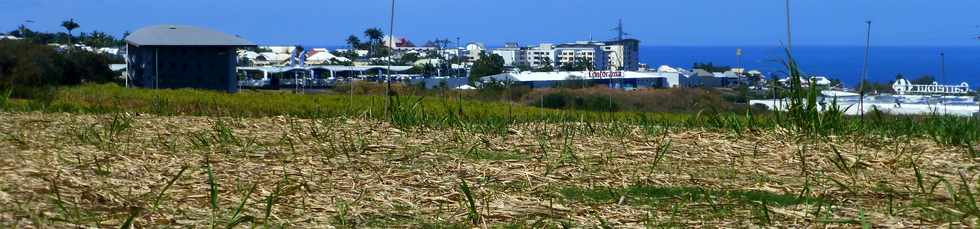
xmin=126 ymin=25 xmax=256 ymax=93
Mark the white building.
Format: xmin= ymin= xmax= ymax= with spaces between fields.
xmin=305 ymin=51 xmax=350 ymax=65
xmin=555 ymin=43 xmax=607 ymax=70
xmin=261 ymin=46 xmax=296 ymax=54
xmin=414 ymin=58 xmax=445 ymax=67
xmin=810 ymin=76 xmax=832 ymax=86
xmin=393 ymin=46 xmax=436 ymax=54
xmin=523 ymin=43 xmax=557 ymax=68
xmin=254 ymin=52 xmax=291 ymax=65
xmin=491 ymin=43 xmax=524 ymax=67
xmin=490 ymin=40 xmax=633 ymax=71
xmin=600 ymin=39 xmax=640 ymax=71
xmin=778 ymin=76 xmax=832 ymax=87
xmin=465 ymin=42 xmax=486 ymax=62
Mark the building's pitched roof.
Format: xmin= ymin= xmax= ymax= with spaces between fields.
xmin=125 ymin=25 xmax=255 ymax=47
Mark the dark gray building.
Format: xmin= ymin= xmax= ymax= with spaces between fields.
xmin=125 ymin=25 xmax=255 ymax=92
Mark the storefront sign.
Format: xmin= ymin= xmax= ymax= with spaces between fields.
xmin=589 ymin=71 xmax=623 ymax=78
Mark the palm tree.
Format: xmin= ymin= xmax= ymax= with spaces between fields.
xmin=61 ymin=19 xmax=80 ymax=51
xmin=346 ymin=35 xmax=361 ymax=50
xmin=364 ymin=28 xmax=384 ymax=57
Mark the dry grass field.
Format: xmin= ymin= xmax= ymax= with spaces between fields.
xmin=1 ymin=111 xmax=977 ymax=228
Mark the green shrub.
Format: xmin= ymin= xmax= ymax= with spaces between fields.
xmin=0 ymin=40 xmax=65 ymax=89
xmin=0 ymin=87 xmax=10 ymax=108
xmin=526 ymin=87 xmax=737 ymax=113
xmin=0 ymin=39 xmax=117 ymax=94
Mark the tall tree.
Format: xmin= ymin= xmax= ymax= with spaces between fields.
xmin=399 ymin=53 xmax=419 ymax=65
xmin=82 ymin=31 xmax=116 ymax=48
xmin=560 ymin=57 xmax=592 ymax=71
xmin=469 ymin=53 xmax=505 ymax=83
xmin=534 ymin=57 xmax=554 ymax=72
xmin=346 ymin=35 xmax=361 ymax=50
xmin=364 ymin=28 xmax=384 ymax=58
xmin=61 ymin=19 xmax=80 ymax=51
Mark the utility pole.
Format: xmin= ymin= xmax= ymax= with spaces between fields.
xmin=385 ymin=0 xmax=396 ymax=117
xmin=940 ymin=50 xmax=947 ymax=113
xmin=975 ymin=26 xmax=980 ymax=115
xmin=457 ymin=37 xmax=462 ymax=78
xmin=785 ymin=0 xmax=793 ymax=52
xmin=859 ymin=21 xmax=872 ymax=119
xmin=616 ymin=19 xmax=624 ymax=42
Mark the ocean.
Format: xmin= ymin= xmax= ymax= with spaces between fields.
xmin=640 ymin=46 xmax=980 ymax=88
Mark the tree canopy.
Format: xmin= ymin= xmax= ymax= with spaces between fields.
xmin=0 ymin=39 xmax=116 ymax=91
xmin=8 ymin=26 xmax=124 ymax=47
xmin=345 ymin=35 xmax=361 ymax=49
xmin=533 ymin=58 xmax=554 ymax=72
xmin=469 ymin=53 xmax=505 ymax=83
xmin=559 ymin=58 xmax=593 ymax=71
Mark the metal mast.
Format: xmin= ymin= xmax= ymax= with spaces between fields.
xmin=616 ymin=19 xmax=624 ymax=42
xmin=941 ymin=50 xmax=947 ymax=113
xmin=785 ymin=0 xmax=793 ymax=52
xmin=385 ymin=0 xmax=396 ymax=116
xmin=859 ymin=21 xmax=872 ymax=119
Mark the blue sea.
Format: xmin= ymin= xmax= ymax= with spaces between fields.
xmin=641 ymin=46 xmax=980 ymax=88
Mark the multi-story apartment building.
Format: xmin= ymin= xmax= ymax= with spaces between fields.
xmin=465 ymin=42 xmax=486 ymax=62
xmin=523 ymin=43 xmax=557 ymax=68
xmin=491 ymin=39 xmax=636 ymax=71
xmin=554 ymin=43 xmax=607 ymax=70
xmin=491 ymin=42 xmax=524 ymax=67
xmin=600 ymin=39 xmax=640 ymax=71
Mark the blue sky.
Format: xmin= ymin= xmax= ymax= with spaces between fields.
xmin=2 ymin=0 xmax=978 ymax=46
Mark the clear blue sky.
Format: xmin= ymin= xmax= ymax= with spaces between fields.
xmin=2 ymin=0 xmax=978 ymax=46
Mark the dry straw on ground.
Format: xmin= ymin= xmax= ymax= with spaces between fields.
xmin=0 ymin=112 xmax=977 ymax=227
